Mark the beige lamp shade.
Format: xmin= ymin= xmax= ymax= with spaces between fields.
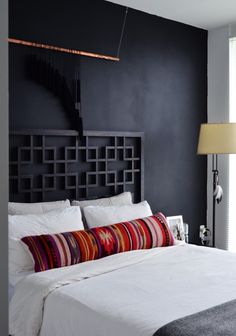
xmin=197 ymin=123 xmax=236 ymax=154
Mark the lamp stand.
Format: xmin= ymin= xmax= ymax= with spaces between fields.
xmin=212 ymin=154 xmax=219 ymax=248
xmin=198 ymin=123 xmax=236 ymax=248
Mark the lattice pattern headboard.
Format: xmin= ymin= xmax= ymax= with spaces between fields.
xmin=9 ymin=129 xmax=144 ymax=203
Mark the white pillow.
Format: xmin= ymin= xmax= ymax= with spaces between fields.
xmin=9 ymin=206 xmax=84 ymax=275
xmin=72 ymin=192 xmax=133 ymax=227
xmin=84 ymin=201 xmax=152 ymax=228
xmin=8 ymin=199 xmax=70 ymax=215
xmin=72 ymin=192 xmax=133 ymax=209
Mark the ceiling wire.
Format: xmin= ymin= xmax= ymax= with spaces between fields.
xmin=116 ymin=7 xmax=129 ymax=58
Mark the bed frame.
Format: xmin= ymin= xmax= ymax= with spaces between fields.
xmin=9 ymin=129 xmax=144 ymax=203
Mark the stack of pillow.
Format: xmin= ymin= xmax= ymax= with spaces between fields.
xmin=9 ymin=193 xmax=174 ymax=283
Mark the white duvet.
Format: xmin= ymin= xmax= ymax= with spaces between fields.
xmin=10 ymin=243 xmax=236 ymax=336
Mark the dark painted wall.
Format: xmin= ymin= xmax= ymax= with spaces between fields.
xmin=9 ymin=0 xmax=207 ymax=244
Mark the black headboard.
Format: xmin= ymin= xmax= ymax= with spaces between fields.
xmin=9 ymin=129 xmax=144 ymax=203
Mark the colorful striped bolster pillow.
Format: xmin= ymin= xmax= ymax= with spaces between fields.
xmin=21 ymin=213 xmax=174 ymax=272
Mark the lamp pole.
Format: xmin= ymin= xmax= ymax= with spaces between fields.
xmin=212 ymin=154 xmax=219 ymax=248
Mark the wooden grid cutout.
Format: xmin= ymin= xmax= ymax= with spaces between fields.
xmin=9 ymin=129 xmax=144 ymax=203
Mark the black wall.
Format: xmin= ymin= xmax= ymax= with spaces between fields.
xmin=9 ymin=0 xmax=207 ymax=244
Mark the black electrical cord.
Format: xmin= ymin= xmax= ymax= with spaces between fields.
xmin=117 ymin=7 xmax=129 ymax=58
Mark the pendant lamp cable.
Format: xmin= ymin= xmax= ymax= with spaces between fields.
xmin=117 ymin=7 xmax=129 ymax=58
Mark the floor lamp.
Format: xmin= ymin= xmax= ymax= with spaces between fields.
xmin=197 ymin=123 xmax=236 ymax=247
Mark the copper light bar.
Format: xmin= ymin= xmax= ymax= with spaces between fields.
xmin=8 ymin=38 xmax=120 ymax=62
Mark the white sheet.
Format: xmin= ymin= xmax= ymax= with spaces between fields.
xmin=10 ymin=243 xmax=236 ymax=336
xmin=9 ymin=271 xmax=34 ymax=302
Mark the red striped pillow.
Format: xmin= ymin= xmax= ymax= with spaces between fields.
xmin=21 ymin=213 xmax=174 ymax=272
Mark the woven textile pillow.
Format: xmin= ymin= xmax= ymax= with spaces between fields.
xmin=21 ymin=213 xmax=174 ymax=272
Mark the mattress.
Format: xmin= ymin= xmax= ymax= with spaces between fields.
xmin=9 ymin=271 xmax=33 ymax=302
xmin=10 ymin=243 xmax=236 ymax=336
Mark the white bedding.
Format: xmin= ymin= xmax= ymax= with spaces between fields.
xmin=9 ymin=271 xmax=34 ymax=302
xmin=10 ymin=243 xmax=236 ymax=336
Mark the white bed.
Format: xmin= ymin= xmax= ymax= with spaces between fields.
xmin=10 ymin=242 xmax=236 ymax=336
xmin=9 ymin=271 xmax=33 ymax=302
